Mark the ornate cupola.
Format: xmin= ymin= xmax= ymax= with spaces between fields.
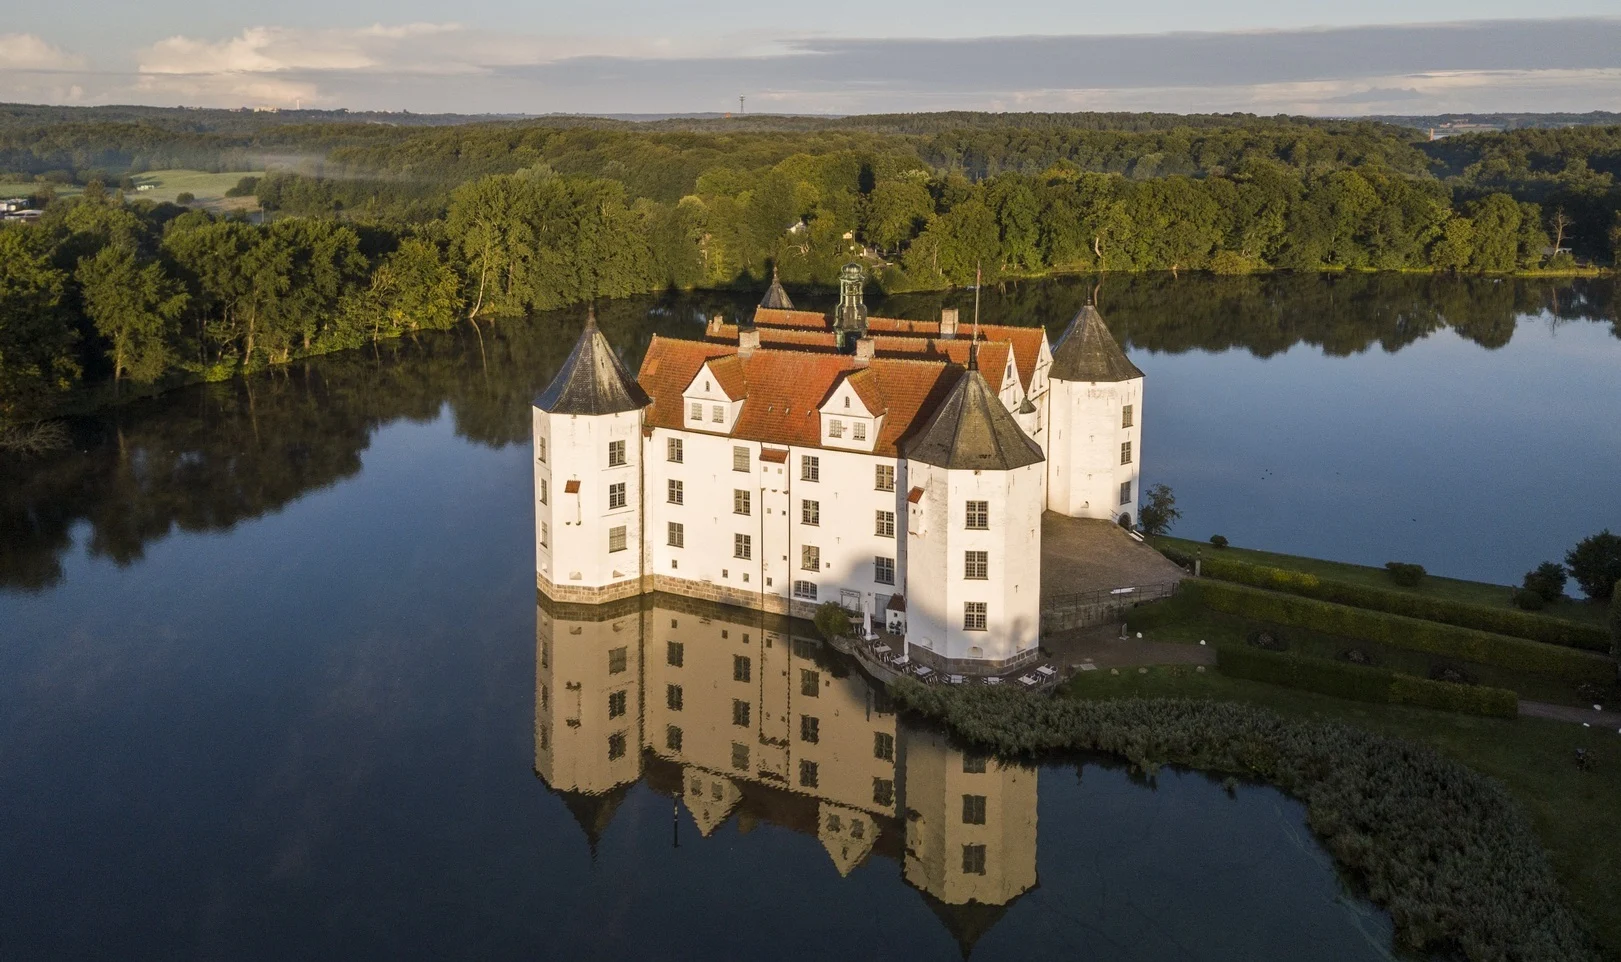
xmin=833 ymin=262 xmax=868 ymax=350
xmin=534 ymin=309 xmax=651 ymax=415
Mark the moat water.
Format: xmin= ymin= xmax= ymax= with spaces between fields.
xmin=3 ymin=273 xmax=1619 ymax=960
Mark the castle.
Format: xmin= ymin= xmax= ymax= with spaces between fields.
xmin=533 ymin=266 xmax=1144 ymax=674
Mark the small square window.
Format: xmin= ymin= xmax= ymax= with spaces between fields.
xmin=874 ymin=732 xmax=894 ymax=760
xmin=801 ymin=455 xmax=819 ymax=482
xmin=875 ymin=464 xmax=895 ymax=492
xmin=667 ymin=684 xmax=684 ymax=711
xmin=733 ymin=655 xmax=751 ymax=682
xmin=609 ymin=647 xmax=627 ymax=674
xmin=608 ymin=732 xmax=626 ymax=760
xmin=608 ymin=482 xmax=627 ymax=510
xmin=965 ymin=550 xmax=988 ymax=580
xmin=800 ymin=715 xmax=820 ymax=743
xmin=875 ymin=510 xmax=895 ymax=538
xmin=874 ymin=556 xmax=895 ymax=585
xmin=668 ymin=479 xmax=683 ymax=504
xmin=965 ymin=501 xmax=989 ymax=530
xmin=733 ymin=446 xmax=749 ymax=472
xmin=801 ymin=499 xmax=820 ymax=526
xmin=666 ymin=725 xmax=683 ymax=752
xmin=668 ymin=522 xmax=684 ymax=548
xmin=667 ymin=641 xmax=684 ymax=667
xmin=1121 ymin=440 xmax=1133 ymax=465
xmin=608 ymin=526 xmax=627 ymax=553
xmin=668 ymin=437 xmax=684 ymax=462
xmin=799 ymin=759 xmax=819 ymax=788
xmin=607 ymin=440 xmax=626 ymax=467
xmin=962 ymin=794 xmax=987 ymax=824
xmin=732 ymin=699 xmax=751 ymax=727
xmin=964 ymin=602 xmax=987 ymax=631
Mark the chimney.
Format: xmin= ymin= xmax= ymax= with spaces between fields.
xmin=940 ymin=307 xmax=959 ymax=339
xmin=854 ymin=336 xmax=875 ymax=366
xmin=739 ymin=327 xmax=761 ymax=358
xmin=705 ymin=314 xmax=724 ymax=337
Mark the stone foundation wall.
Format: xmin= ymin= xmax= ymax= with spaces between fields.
xmin=906 ymin=643 xmax=1040 ymax=676
xmin=536 ymin=571 xmax=649 ymax=605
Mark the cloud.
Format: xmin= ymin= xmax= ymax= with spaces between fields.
xmin=0 ymin=33 xmax=83 ymax=71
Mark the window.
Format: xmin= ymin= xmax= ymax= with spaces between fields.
xmin=608 ymin=526 xmax=627 ymax=553
xmin=963 ymin=794 xmax=987 ymax=824
xmin=801 ymin=499 xmax=820 ymax=526
xmin=608 ymin=733 xmax=626 ymax=760
xmin=793 ymin=580 xmax=818 ymax=600
xmin=608 ymin=440 xmax=626 ymax=467
xmin=963 ymin=755 xmax=987 ymax=773
xmin=539 ymin=478 xmax=548 ymax=504
xmin=733 ymin=446 xmax=749 ymax=472
xmin=800 ymin=669 xmax=820 ymax=697
xmin=666 ymin=726 xmax=683 ymax=752
xmin=965 ymin=550 xmax=988 ymax=580
xmin=1120 ymin=480 xmax=1133 ymax=506
xmin=540 ymin=521 xmax=549 ymax=548
xmin=734 ymin=534 xmax=752 ymax=560
xmin=875 ymin=510 xmax=895 ymax=538
xmin=964 ymin=602 xmax=988 ymax=631
xmin=733 ymin=655 xmax=751 ymax=683
xmin=733 ymin=489 xmax=751 ymax=515
xmin=732 ymin=742 xmax=749 ymax=771
xmin=852 ymin=422 xmax=866 ymax=441
xmin=874 ymin=732 xmax=894 ymax=761
xmin=962 ymin=844 xmax=986 ymax=876
xmin=1121 ymin=441 xmax=1133 ymax=465
xmin=1122 ymin=403 xmax=1134 ymax=429
xmin=873 ymin=778 xmax=895 ymax=806
xmin=875 ymin=556 xmax=895 ymax=585
xmin=875 ymin=464 xmax=895 ymax=492
xmin=801 ymin=546 xmax=820 ymax=571
xmin=689 ymin=401 xmax=702 ymax=421
xmin=732 ymin=699 xmax=751 ymax=727
xmin=711 ymin=405 xmax=725 ymax=423
xmin=668 ymin=522 xmax=684 ymax=548
xmin=965 ymin=500 xmax=989 ymax=530
xmin=799 ymin=715 xmax=820 ymax=744
xmin=792 ymin=638 xmax=818 ymax=659
xmin=609 ymin=647 xmax=627 ymax=674
xmin=608 ymin=690 xmax=627 ymax=718
xmin=608 ymin=482 xmax=627 ymax=510
xmin=667 ymin=479 xmax=683 ymax=504
xmin=799 ymin=760 xmax=819 ymax=788
xmin=667 ymin=438 xmax=683 ymax=462
xmin=666 ymin=684 xmax=683 ymax=711
xmin=828 ymin=418 xmax=844 ymax=439
xmin=801 ymin=455 xmax=819 ymax=482
xmin=667 ymin=641 xmax=684 ymax=667
xmin=537 ymin=437 xmax=547 ymax=462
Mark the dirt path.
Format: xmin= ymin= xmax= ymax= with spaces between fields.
xmin=1046 ymin=623 xmax=1216 ymax=670
xmin=1520 ymin=700 xmax=1621 ymax=730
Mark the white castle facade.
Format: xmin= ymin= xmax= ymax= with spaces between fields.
xmin=534 ymin=267 xmax=1145 ymax=674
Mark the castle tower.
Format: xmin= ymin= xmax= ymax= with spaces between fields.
xmin=1043 ymin=304 xmax=1144 ymax=524
xmin=760 ymin=265 xmax=795 ymax=311
xmin=832 ymin=263 xmax=868 ymax=350
xmin=534 ymin=312 xmax=651 ymax=602
xmin=902 ymin=350 xmax=1046 ymax=673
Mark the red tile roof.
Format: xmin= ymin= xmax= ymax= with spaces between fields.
xmin=706 ymin=354 xmax=749 ymax=400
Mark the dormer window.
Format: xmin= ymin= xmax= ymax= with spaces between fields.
xmin=711 ymin=405 xmax=724 ymax=423
xmin=853 ymin=422 xmax=867 ymax=441
xmin=843 ymin=397 xmax=850 ymax=408
xmin=689 ymin=402 xmax=702 ymax=421
xmin=828 ymin=419 xmax=844 ymax=438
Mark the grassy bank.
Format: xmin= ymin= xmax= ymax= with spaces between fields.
xmin=1056 ymin=664 xmax=1621 ymax=957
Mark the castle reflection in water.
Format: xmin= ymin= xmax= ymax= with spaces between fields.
xmin=535 ymin=592 xmax=1037 ymax=945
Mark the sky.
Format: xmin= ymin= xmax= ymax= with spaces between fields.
xmin=3 ymin=1 xmax=1620 ymax=116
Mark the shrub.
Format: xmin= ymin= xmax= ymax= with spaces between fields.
xmin=1522 ymin=561 xmax=1567 ymax=602
xmin=1209 ymin=534 xmax=1229 ymax=548
xmin=888 ymin=682 xmax=1594 ymax=961
xmin=1512 ymin=588 xmax=1546 ymax=611
xmin=175 ymin=191 xmax=195 ymax=205
xmin=1565 ymin=530 xmax=1621 ymax=600
xmin=812 ymin=602 xmax=850 ymax=642
xmin=1218 ymin=645 xmax=1517 ymax=718
xmin=1192 ymin=580 xmax=1613 ymax=682
xmin=225 ymin=175 xmax=260 ymax=198
xmin=1137 ymin=484 xmax=1180 ymax=536
xmin=1191 ymin=555 xmax=1610 ymax=651
xmin=1385 ymin=561 xmax=1426 ymax=587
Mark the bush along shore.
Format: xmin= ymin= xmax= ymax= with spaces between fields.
xmin=888 ymin=680 xmax=1599 ymax=962
xmin=1216 ymin=644 xmax=1520 ymax=717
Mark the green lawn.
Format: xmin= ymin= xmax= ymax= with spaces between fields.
xmin=0 ymin=180 xmax=78 ymax=200
xmin=0 ymin=170 xmax=259 ymax=208
xmin=1063 ymin=664 xmax=1621 ymax=954
xmin=1153 ymin=534 xmax=1607 ymax=626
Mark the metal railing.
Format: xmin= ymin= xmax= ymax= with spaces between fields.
xmin=1041 ymin=580 xmax=1181 ymax=616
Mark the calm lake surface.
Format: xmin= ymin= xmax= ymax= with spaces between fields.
xmin=3 ymin=272 xmax=1618 ymax=960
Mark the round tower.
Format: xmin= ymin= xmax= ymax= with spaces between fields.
xmin=1043 ymin=305 xmax=1144 ymax=525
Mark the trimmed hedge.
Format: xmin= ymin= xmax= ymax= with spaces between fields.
xmin=1193 ymin=579 xmax=1613 ymax=683
xmin=1161 ymin=548 xmax=1611 ymax=652
xmin=890 ymin=681 xmax=1599 ymax=962
xmin=1217 ymin=644 xmax=1519 ymax=718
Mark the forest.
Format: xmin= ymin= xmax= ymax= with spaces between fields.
xmin=2 ymin=109 xmax=1620 ymax=427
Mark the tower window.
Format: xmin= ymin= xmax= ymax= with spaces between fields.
xmin=734 ymin=534 xmax=752 ymax=560
xmin=801 ymin=546 xmax=820 ymax=571
xmin=962 ymin=844 xmax=986 ymax=875
xmin=668 ymin=438 xmax=683 ymax=462
xmin=732 ymin=742 xmax=749 ymax=771
xmin=799 ymin=715 xmax=820 ymax=744
xmin=965 ymin=550 xmax=988 ymax=580
xmin=733 ymin=446 xmax=749 ymax=472
xmin=799 ymin=760 xmax=819 ymax=788
xmin=1121 ymin=441 xmax=1133 ymax=465
xmin=874 ymin=732 xmax=894 ymax=760
xmin=539 ymin=479 xmax=548 ymax=504
xmin=875 ymin=510 xmax=895 ymax=538
xmin=800 ymin=669 xmax=820 ymax=697
xmin=539 ymin=521 xmax=549 ymax=548
xmin=668 ymin=522 xmax=684 ymax=548
xmin=733 ymin=489 xmax=751 ymax=515
xmin=608 ymin=647 xmax=627 ymax=674
xmin=608 ymin=440 xmax=626 ymax=467
xmin=873 ymin=778 xmax=895 ymax=806
xmin=792 ymin=580 xmax=818 ymax=600
xmin=608 ymin=733 xmax=626 ymax=760
xmin=963 ymin=755 xmax=987 ymax=774
xmin=1120 ymin=480 xmax=1133 ymax=506
xmin=666 ymin=726 xmax=683 ymax=752
xmin=667 ymin=684 xmax=684 ymax=711
xmin=964 ymin=602 xmax=987 ymax=631
xmin=874 ymin=556 xmax=895 ymax=585
xmin=875 ymin=465 xmax=895 ymax=492
xmin=962 ymin=794 xmax=987 ymax=824
xmin=608 ymin=690 xmax=627 ymax=718
xmin=965 ymin=500 xmax=989 ymax=530
xmin=732 ymin=699 xmax=751 ymax=726
xmin=667 ymin=479 xmax=683 ymax=504
xmin=801 ymin=455 xmax=819 ymax=482
xmin=1122 ymin=404 xmax=1134 ymax=429
xmin=802 ymin=499 xmax=819 ymax=525
xmin=667 ymin=641 xmax=684 ymax=667
xmin=608 ymin=482 xmax=627 ymax=510
xmin=537 ymin=437 xmax=547 ymax=462
xmin=733 ymin=655 xmax=751 ymax=682
xmin=608 ymin=526 xmax=627 ymax=553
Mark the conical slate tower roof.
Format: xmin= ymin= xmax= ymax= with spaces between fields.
xmin=535 ymin=312 xmax=651 ymax=414
xmin=760 ymin=266 xmax=795 ymax=310
xmin=904 ymin=356 xmax=1044 ymax=471
xmin=1050 ymin=305 xmax=1143 ymax=382
xmin=556 ymin=785 xmax=631 ymax=857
